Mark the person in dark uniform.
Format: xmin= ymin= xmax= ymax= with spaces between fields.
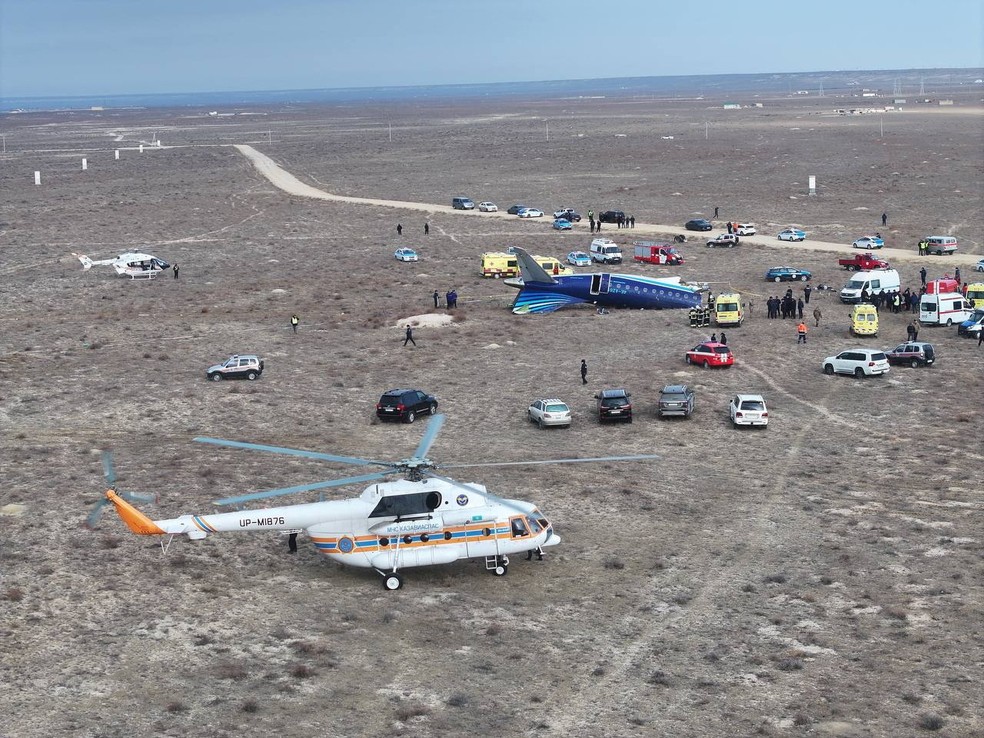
xmin=397 ymin=223 xmax=403 ymax=236
xmin=172 ymin=263 xmax=179 ymax=279
xmin=403 ymin=326 xmax=416 ymax=346
xmin=719 ymin=331 xmax=727 ymax=345
xmin=288 ymin=533 xmax=298 ymax=553
xmin=580 ymin=359 xmax=588 ymax=385
xmin=424 ymin=222 xmax=429 ymax=235
xmin=433 ymin=290 xmax=440 ymax=308
xmin=526 ymin=546 xmax=543 ymax=561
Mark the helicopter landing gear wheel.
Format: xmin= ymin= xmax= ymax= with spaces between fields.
xmin=383 ymin=572 xmax=403 ymax=590
xmin=493 ymin=562 xmax=508 ymax=577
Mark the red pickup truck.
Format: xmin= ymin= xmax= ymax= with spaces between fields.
xmin=838 ymin=253 xmax=889 ymax=271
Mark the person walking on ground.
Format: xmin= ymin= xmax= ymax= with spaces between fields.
xmin=719 ymin=331 xmax=727 ymax=345
xmin=813 ymin=306 xmax=822 ymax=327
xmin=630 ymin=215 xmax=635 ymax=228
xmin=288 ymin=532 xmax=298 ymax=554
xmin=589 ymin=219 xmax=595 ymax=233
xmin=433 ymin=290 xmax=440 ymax=309
xmin=449 ymin=289 xmax=458 ymax=309
xmin=710 ymin=332 xmax=717 ymax=343
xmin=797 ymin=321 xmax=808 ymax=343
xmin=172 ymin=263 xmax=179 ymax=279
xmin=580 ymin=359 xmax=588 ymax=385
xmin=727 ymin=221 xmax=733 ymax=234
xmin=397 ymin=223 xmax=403 ymax=236
xmin=803 ymin=284 xmax=812 ymax=304
xmin=445 ymin=290 xmax=453 ymax=309
xmin=424 ymin=223 xmax=429 ymax=235
xmin=403 ymin=325 xmax=416 ymax=346
xmin=797 ymin=298 xmax=805 ymax=319
xmin=882 ymin=212 xmax=888 ymax=226
xmin=920 ymin=266 xmax=927 ymax=286
xmin=906 ymin=322 xmax=916 ymax=341
xmin=955 ymin=267 xmax=961 ymax=285
xmin=290 ymin=314 xmax=299 ymax=334
xmin=911 ymin=320 xmax=919 ymax=342
xmin=714 ymin=206 xmax=719 ymax=218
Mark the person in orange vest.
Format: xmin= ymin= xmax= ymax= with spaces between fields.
xmin=797 ymin=321 xmax=808 ymax=344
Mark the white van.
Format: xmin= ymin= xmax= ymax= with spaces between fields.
xmin=590 ymin=238 xmax=623 ymax=265
xmin=839 ymin=269 xmax=900 ymax=304
xmin=919 ymin=292 xmax=973 ymax=326
xmin=923 ymin=235 xmax=958 ymax=255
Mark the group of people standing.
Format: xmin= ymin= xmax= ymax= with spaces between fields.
xmin=586 ymin=210 xmax=635 ymax=233
xmin=766 ymin=290 xmax=804 ymax=320
xmin=433 ymin=289 xmax=458 ymax=309
xmin=861 ymin=287 xmax=919 ymax=313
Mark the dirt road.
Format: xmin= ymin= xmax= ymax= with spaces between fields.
xmin=235 ymin=144 xmax=980 ymax=269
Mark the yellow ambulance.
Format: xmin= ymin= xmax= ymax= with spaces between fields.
xmin=713 ymin=293 xmax=744 ymax=326
xmin=850 ymin=303 xmax=879 ymax=336
xmin=531 ymin=255 xmax=574 ymax=276
xmin=963 ymin=282 xmax=984 ymax=309
xmin=480 ymin=252 xmax=519 ymax=278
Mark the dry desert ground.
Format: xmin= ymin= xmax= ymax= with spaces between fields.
xmin=0 ymin=92 xmax=982 ymax=737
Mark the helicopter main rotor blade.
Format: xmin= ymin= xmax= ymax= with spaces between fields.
xmin=412 ymin=413 xmax=445 ymax=461
xmin=440 ymin=453 xmax=661 ymax=469
xmin=195 ymin=437 xmax=390 ymax=468
xmin=102 ymin=451 xmax=117 ymax=485
xmin=213 ymin=470 xmax=396 ymax=507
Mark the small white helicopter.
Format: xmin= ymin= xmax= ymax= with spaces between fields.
xmin=73 ymin=251 xmax=171 ymax=279
xmin=103 ymin=415 xmax=659 ymax=590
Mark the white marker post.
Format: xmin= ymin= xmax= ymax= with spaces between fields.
xmin=82 ymin=158 xmax=88 ymax=170
xmin=34 ymin=171 xmax=41 ymax=186
xmin=115 ymin=149 xmax=120 ymax=160
xmin=808 ymin=175 xmax=816 ymax=196
xmin=139 ymin=144 xmax=144 ymax=153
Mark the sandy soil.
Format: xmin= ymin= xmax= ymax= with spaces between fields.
xmin=0 ymin=92 xmax=982 ymax=738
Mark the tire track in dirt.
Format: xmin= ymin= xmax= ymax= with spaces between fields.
xmin=542 ymin=416 xmax=826 ymax=736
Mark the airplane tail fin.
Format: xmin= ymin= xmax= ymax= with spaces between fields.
xmin=73 ymin=253 xmax=93 ymax=270
xmin=512 ymin=247 xmax=557 ymax=284
xmin=105 ymin=490 xmax=166 ymax=535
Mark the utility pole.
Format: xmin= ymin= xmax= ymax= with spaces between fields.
xmin=389 ymin=122 xmax=392 ymax=142
xmin=545 ymin=121 xmax=549 ymax=142
xmin=705 ymin=121 xmax=708 ymax=140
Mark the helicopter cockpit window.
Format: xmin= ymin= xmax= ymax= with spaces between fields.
xmin=527 ymin=513 xmax=545 ymax=533
xmin=510 ymin=517 xmax=529 ymax=537
xmin=369 ymin=490 xmax=442 ymax=518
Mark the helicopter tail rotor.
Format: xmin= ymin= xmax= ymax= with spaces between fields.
xmin=84 ymin=451 xmax=158 ymax=529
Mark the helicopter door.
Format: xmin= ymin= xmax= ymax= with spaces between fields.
xmin=589 ymin=274 xmax=610 ymax=296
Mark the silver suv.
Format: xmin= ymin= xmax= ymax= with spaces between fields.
xmin=206 ymin=354 xmax=264 ymax=381
xmin=822 ymin=349 xmax=890 ymax=378
xmin=657 ymin=385 xmax=695 ymax=418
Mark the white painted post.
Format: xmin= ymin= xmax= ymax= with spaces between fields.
xmin=34 ymin=171 xmax=41 ymax=186
xmin=139 ymin=144 xmax=144 ymax=153
xmin=115 ymin=149 xmax=120 ymax=160
xmin=808 ymin=175 xmax=816 ymax=196
xmin=82 ymin=158 xmax=88 ymax=170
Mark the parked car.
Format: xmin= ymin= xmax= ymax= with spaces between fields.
xmin=852 ymin=236 xmax=885 ymax=250
xmin=821 ymin=349 xmax=890 ymax=378
xmin=517 ymin=208 xmax=544 ymax=218
xmin=375 ymin=388 xmax=438 ymax=423
xmin=766 ymin=266 xmax=812 ymax=282
xmin=599 ymin=210 xmax=626 ymax=224
xmin=707 ymin=233 xmax=739 ymax=248
xmin=734 ymin=223 xmax=757 ymax=236
xmin=206 ymin=354 xmax=264 ymax=381
xmin=657 ymin=384 xmax=695 ymax=418
xmin=685 ymin=218 xmax=713 ymax=231
xmin=506 ymin=205 xmax=528 ymax=215
xmin=976 ymin=258 xmax=984 ymax=273
xmin=394 ymin=247 xmax=418 ymax=262
xmin=567 ymin=251 xmax=592 ymax=266
xmin=595 ymin=389 xmax=632 ymax=423
xmin=885 ymin=342 xmax=936 ymax=368
xmin=685 ymin=342 xmax=734 ymax=368
xmin=478 ymin=201 xmax=498 ymax=212
xmin=777 ymin=228 xmax=807 ymax=242
xmin=552 ymin=219 xmax=573 ymax=231
xmin=528 ymin=398 xmax=572 ymax=428
xmin=451 ymin=197 xmax=475 ymax=210
xmin=553 ymin=208 xmax=581 ymax=222
xmin=729 ymin=394 xmax=769 ymax=427
xmin=958 ymin=309 xmax=984 ymax=338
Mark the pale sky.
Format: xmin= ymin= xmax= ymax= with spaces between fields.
xmin=1 ymin=0 xmax=981 ymax=98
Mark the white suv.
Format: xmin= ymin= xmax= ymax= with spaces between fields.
xmin=822 ymin=349 xmax=890 ymax=378
xmin=729 ymin=394 xmax=768 ymax=427
xmin=735 ymin=223 xmax=757 ymax=236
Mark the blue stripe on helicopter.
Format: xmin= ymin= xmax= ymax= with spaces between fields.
xmin=193 ymin=516 xmax=217 ymax=533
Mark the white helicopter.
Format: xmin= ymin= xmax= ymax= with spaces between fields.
xmin=103 ymin=415 xmax=659 ymax=590
xmin=73 ymin=251 xmax=170 ymax=279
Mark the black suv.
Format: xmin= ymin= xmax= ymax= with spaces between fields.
xmin=376 ymin=389 xmax=438 ymax=423
xmin=657 ymin=384 xmax=695 ymax=418
xmin=598 ymin=210 xmax=625 ymax=224
xmin=595 ymin=389 xmax=632 ymax=423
